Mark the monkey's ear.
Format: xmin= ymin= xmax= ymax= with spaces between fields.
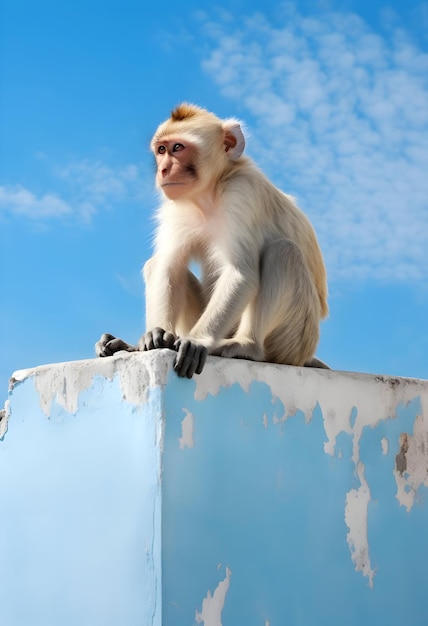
xmin=223 ymin=121 xmax=245 ymax=160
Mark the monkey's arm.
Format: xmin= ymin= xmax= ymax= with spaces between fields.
xmin=143 ymin=255 xmax=209 ymax=377
xmin=190 ymin=263 xmax=258 ymax=342
xmin=167 ymin=266 xmax=256 ymax=377
xmin=173 ymin=337 xmax=207 ymax=378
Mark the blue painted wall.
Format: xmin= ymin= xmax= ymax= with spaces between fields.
xmin=162 ymin=374 xmax=427 ymax=625
xmin=0 ymin=363 xmax=162 ymax=626
xmin=1 ymin=351 xmax=427 ymax=625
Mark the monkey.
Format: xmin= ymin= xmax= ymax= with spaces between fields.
xmin=96 ymin=103 xmax=329 ymax=378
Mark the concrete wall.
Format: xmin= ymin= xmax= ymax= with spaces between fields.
xmin=1 ymin=351 xmax=427 ymax=626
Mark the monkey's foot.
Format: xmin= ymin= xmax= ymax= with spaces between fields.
xmin=211 ymin=339 xmax=264 ymax=362
xmin=139 ymin=327 xmax=176 ymax=351
xmin=95 ymin=333 xmax=137 ymax=357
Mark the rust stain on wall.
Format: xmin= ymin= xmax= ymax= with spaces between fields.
xmin=396 ymin=433 xmax=409 ymax=475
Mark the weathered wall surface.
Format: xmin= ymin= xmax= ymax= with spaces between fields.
xmin=1 ymin=351 xmax=427 ymax=626
xmin=0 ymin=353 xmax=165 ymax=626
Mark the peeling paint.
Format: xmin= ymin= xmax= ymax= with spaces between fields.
xmin=193 ymin=358 xmax=428 ymax=586
xmin=195 ymin=567 xmax=232 ymax=626
xmin=394 ymin=413 xmax=428 ymax=511
xmin=4 ymin=350 xmax=428 ymax=601
xmin=2 ymin=355 xmax=164 ymax=626
xmin=381 ymin=437 xmax=389 ymax=455
xmin=0 ymin=400 xmax=10 ymax=439
xmin=8 ymin=351 xmax=174 ymax=417
xmin=179 ymin=409 xmax=194 ymax=449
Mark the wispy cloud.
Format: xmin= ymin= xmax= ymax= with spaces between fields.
xmin=200 ymin=6 xmax=428 ymax=282
xmin=0 ymin=159 xmax=150 ymax=224
xmin=0 ymin=185 xmax=73 ymax=220
xmin=56 ymin=160 xmax=147 ymax=221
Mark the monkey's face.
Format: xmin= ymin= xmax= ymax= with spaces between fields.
xmin=153 ymin=139 xmax=199 ymax=200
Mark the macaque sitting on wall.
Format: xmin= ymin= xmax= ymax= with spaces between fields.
xmin=96 ymin=103 xmax=328 ymax=377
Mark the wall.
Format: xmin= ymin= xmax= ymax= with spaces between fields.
xmin=1 ymin=351 xmax=427 ymax=626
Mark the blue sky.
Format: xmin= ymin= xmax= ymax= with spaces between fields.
xmin=1 ymin=0 xmax=428 ymax=397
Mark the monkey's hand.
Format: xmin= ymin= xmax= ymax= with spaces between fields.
xmin=173 ymin=337 xmax=208 ymax=378
xmin=139 ymin=327 xmax=176 ymax=351
xmin=95 ymin=333 xmax=137 ymax=357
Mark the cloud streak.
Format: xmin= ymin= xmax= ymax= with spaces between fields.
xmin=0 ymin=185 xmax=73 ymax=220
xmin=200 ymin=6 xmax=428 ymax=282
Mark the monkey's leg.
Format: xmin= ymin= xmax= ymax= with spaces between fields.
xmin=144 ymin=257 xmax=206 ymax=335
xmin=215 ymin=240 xmax=320 ymax=366
xmin=260 ymin=239 xmax=321 ymax=366
xmin=174 ymin=270 xmax=207 ymax=337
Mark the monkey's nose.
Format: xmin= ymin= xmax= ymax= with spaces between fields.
xmin=159 ymin=157 xmax=171 ymax=176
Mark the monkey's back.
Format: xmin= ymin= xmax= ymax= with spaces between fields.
xmin=222 ymin=158 xmax=329 ymax=319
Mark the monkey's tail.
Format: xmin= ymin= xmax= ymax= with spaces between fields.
xmin=304 ymin=357 xmax=330 ymax=369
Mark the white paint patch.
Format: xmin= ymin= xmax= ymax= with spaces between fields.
xmin=263 ymin=413 xmax=268 ymax=428
xmin=194 ymin=358 xmax=428 ymax=586
xmin=179 ymin=409 xmax=195 ymax=449
xmin=195 ymin=566 xmax=232 ymax=626
xmin=0 ymin=400 xmax=10 ymax=439
xmin=344 ymin=464 xmax=375 ymax=587
xmin=381 ymin=437 xmax=389 ymax=455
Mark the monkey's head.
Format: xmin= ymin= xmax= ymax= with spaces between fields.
xmin=151 ymin=103 xmax=246 ymax=200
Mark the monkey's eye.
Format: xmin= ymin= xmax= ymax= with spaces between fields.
xmin=173 ymin=143 xmax=185 ymax=152
xmin=157 ymin=145 xmax=167 ymax=154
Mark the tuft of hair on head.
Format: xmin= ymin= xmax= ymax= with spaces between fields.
xmin=170 ymin=103 xmax=202 ymax=122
